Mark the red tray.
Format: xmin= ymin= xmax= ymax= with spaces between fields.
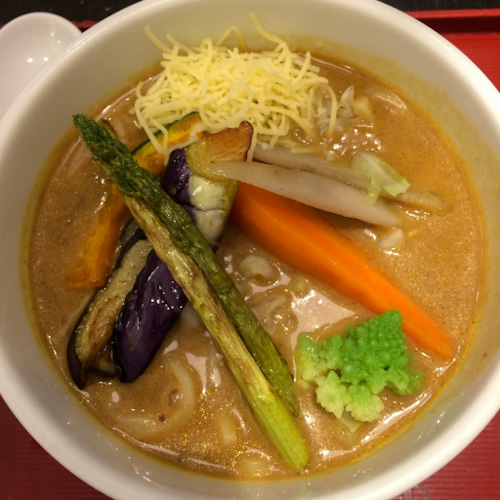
xmin=1 ymin=9 xmax=499 ymax=500
xmin=409 ymin=9 xmax=500 ymax=90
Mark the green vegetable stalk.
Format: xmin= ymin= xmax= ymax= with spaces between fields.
xmin=296 ymin=310 xmax=425 ymax=423
xmin=73 ymin=114 xmax=307 ymax=468
xmin=350 ymin=151 xmax=410 ymax=204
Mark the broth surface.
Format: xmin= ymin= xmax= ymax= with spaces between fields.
xmin=28 ymin=54 xmax=484 ymax=479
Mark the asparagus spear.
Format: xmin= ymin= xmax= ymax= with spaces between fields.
xmin=127 ymin=197 xmax=308 ymax=469
xmin=73 ymin=114 xmax=298 ymax=416
xmin=115 ymin=126 xmax=252 ymax=383
xmin=73 ymin=114 xmax=307 ymax=467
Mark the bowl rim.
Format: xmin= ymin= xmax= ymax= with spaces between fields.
xmin=0 ymin=0 xmax=499 ymax=499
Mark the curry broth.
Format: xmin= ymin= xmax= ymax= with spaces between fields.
xmin=28 ymin=54 xmax=484 ymax=478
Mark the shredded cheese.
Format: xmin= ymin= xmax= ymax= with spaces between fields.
xmin=133 ymin=14 xmax=338 ymax=156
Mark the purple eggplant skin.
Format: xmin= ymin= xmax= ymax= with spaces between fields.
xmin=113 ymin=123 xmax=253 ymax=383
xmin=113 ymin=152 xmax=190 ymax=383
xmin=113 ymin=250 xmax=187 ymax=383
xmin=67 ymin=236 xmax=152 ymax=388
xmin=165 ymin=148 xmax=191 ymax=205
xmin=164 ymin=149 xmax=230 ymax=248
xmin=113 ymin=151 xmax=211 ymax=382
xmin=66 ymin=219 xmax=148 ymax=388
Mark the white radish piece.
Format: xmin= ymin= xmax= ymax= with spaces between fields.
xmin=254 ymin=146 xmax=447 ymax=211
xmin=206 ymin=161 xmax=399 ymax=226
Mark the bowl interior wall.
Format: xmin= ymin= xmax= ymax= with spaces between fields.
xmin=0 ymin=0 xmax=498 ymax=499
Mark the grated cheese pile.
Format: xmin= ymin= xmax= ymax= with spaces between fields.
xmin=133 ymin=14 xmax=338 ymax=156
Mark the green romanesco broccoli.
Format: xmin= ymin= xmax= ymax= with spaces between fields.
xmin=296 ymin=310 xmax=425 ymax=422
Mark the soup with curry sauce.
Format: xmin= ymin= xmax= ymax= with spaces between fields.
xmin=27 ymin=44 xmax=484 ymax=479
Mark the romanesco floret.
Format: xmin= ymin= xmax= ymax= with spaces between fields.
xmin=296 ymin=310 xmax=425 ymax=422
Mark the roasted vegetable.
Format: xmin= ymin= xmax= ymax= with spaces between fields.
xmin=128 ymin=196 xmax=308 ymax=469
xmin=73 ymin=114 xmax=307 ymax=467
xmin=67 ymin=115 xmax=206 ymax=386
xmin=253 ymin=145 xmax=447 ymax=211
xmin=115 ymin=125 xmax=248 ymax=382
xmin=114 ymin=251 xmax=188 ymax=383
xmin=67 ymin=237 xmax=152 ymax=388
xmin=67 ymin=113 xmax=204 ymax=289
xmin=133 ymin=112 xmax=205 ymax=174
xmin=206 ymin=160 xmax=399 ymax=226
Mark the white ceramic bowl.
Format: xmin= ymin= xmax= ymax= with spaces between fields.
xmin=0 ymin=0 xmax=499 ymax=499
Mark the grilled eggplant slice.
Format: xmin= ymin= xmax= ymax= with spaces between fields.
xmin=114 ymin=122 xmax=253 ymax=382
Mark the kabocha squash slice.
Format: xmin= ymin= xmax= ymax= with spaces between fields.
xmin=68 ymin=113 xmax=204 ymax=289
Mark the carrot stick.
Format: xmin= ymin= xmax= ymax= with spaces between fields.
xmin=68 ymin=113 xmax=203 ymax=289
xmin=231 ymin=183 xmax=454 ymax=359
